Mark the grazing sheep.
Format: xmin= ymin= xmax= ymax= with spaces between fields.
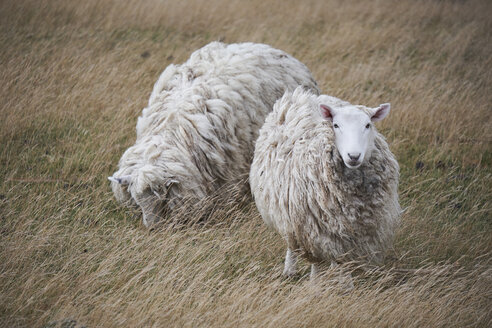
xmin=250 ymin=87 xmax=400 ymax=279
xmin=109 ymin=42 xmax=319 ymax=227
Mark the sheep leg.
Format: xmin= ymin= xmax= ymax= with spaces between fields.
xmin=282 ymin=248 xmax=297 ymax=277
xmin=310 ymin=263 xmax=319 ymax=281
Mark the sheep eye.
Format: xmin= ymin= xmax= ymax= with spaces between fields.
xmin=334 ymin=124 xmax=339 ymax=129
xmin=365 ymin=123 xmax=371 ymax=129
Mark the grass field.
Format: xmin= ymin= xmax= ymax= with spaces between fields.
xmin=1 ymin=0 xmax=491 ymax=327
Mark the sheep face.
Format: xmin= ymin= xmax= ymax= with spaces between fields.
xmin=320 ymin=103 xmax=390 ymax=169
xmin=108 ymin=174 xmax=178 ymax=228
xmin=132 ymin=188 xmax=168 ymax=228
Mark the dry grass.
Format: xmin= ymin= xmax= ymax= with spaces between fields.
xmin=1 ymin=0 xmax=491 ymax=327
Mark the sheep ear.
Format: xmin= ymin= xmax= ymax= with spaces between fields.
xmin=108 ymin=175 xmax=132 ymax=185
xmin=165 ymin=179 xmax=179 ymax=187
xmin=152 ymin=180 xmax=178 ymax=200
xmin=320 ymin=104 xmax=335 ymax=120
xmin=371 ymin=103 xmax=390 ymax=122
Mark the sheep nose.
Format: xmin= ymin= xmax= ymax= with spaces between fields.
xmin=348 ymin=153 xmax=361 ymax=161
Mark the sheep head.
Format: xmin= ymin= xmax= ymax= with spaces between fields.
xmin=108 ymin=169 xmax=179 ymax=228
xmin=320 ymin=102 xmax=390 ymax=169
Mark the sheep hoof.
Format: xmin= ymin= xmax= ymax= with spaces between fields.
xmin=282 ymin=268 xmax=297 ymax=278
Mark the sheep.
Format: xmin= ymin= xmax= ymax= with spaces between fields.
xmin=250 ymin=87 xmax=400 ymax=280
xmin=109 ymin=42 xmax=319 ymax=227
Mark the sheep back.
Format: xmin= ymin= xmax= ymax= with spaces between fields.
xmin=111 ymin=42 xmax=319 ymax=210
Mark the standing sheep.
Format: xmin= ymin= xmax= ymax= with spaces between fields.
xmin=250 ymin=87 xmax=400 ymax=279
xmin=109 ymin=42 xmax=319 ymax=227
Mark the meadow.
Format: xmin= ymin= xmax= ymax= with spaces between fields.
xmin=0 ymin=0 xmax=491 ymax=327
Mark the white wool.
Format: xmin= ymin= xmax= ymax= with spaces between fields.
xmin=110 ymin=42 xmax=319 ymax=227
xmin=250 ymin=87 xmax=400 ymax=276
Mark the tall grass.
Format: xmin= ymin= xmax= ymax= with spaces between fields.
xmin=0 ymin=0 xmax=491 ymax=327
